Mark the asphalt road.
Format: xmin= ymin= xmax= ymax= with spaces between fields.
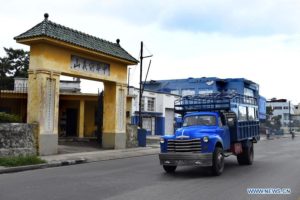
xmin=1 ymin=137 xmax=299 ymax=200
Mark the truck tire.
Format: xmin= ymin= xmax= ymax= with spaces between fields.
xmin=163 ymin=165 xmax=177 ymax=173
xmin=212 ymin=147 xmax=224 ymax=176
xmin=237 ymin=142 xmax=254 ymax=165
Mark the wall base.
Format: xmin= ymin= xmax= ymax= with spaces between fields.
xmin=102 ymin=132 xmax=126 ymax=149
xmin=39 ymin=134 xmax=58 ymax=155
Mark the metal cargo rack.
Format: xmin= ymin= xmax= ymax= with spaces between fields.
xmin=174 ymin=92 xmax=257 ymax=115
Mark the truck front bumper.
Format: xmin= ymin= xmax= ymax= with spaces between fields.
xmin=159 ymin=152 xmax=213 ymax=167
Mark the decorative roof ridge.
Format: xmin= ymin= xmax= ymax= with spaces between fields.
xmin=45 ymin=19 xmax=120 ymax=47
xmin=41 ymin=13 xmax=49 ymax=34
xmin=14 ymin=13 xmax=138 ymax=63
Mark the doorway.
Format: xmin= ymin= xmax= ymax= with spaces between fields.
xmin=66 ymin=108 xmax=78 ymax=137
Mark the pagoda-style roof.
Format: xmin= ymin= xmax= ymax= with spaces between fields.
xmin=15 ymin=13 xmax=138 ymax=64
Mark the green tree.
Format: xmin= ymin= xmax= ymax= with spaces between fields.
xmin=266 ymin=106 xmax=273 ymax=118
xmin=0 ymin=47 xmax=29 ymax=78
xmin=264 ymin=106 xmax=282 ymax=130
xmin=263 ymin=106 xmax=273 ymax=127
xmin=271 ymin=115 xmax=282 ymax=130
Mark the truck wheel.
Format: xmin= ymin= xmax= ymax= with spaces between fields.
xmin=237 ymin=142 xmax=254 ymax=165
xmin=212 ymin=147 xmax=224 ymax=176
xmin=163 ymin=165 xmax=177 ymax=173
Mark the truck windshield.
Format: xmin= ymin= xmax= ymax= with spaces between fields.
xmin=183 ymin=115 xmax=216 ymax=127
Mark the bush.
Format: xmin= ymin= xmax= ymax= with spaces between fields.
xmin=0 ymin=112 xmax=21 ymax=123
xmin=0 ymin=155 xmax=46 ymax=167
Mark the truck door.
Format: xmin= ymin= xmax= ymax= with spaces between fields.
xmin=219 ymin=116 xmax=231 ymax=150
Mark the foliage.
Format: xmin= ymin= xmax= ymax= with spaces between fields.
xmin=0 ymin=47 xmax=29 ymax=78
xmin=0 ymin=156 xmax=46 ymax=167
xmin=263 ymin=106 xmax=282 ymax=130
xmin=266 ymin=106 xmax=273 ymax=118
xmin=270 ymin=115 xmax=282 ymax=130
xmin=0 ymin=112 xmax=21 ymax=123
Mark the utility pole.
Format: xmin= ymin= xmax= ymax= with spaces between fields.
xmin=138 ymin=41 xmax=153 ymax=128
xmin=289 ymin=100 xmax=292 ymax=133
xmin=138 ymin=42 xmax=143 ymax=128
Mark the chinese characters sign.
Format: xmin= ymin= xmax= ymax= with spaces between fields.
xmin=71 ymin=55 xmax=110 ymax=76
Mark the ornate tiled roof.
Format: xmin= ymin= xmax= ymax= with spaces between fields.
xmin=14 ymin=13 xmax=138 ymax=63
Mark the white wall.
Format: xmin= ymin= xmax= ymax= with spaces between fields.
xmin=267 ymin=101 xmax=295 ymax=127
xmin=129 ymin=87 xmax=179 ymax=117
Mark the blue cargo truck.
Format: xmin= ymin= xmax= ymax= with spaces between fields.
xmin=159 ymin=93 xmax=260 ymax=175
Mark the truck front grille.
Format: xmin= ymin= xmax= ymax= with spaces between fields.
xmin=167 ymin=139 xmax=201 ymax=152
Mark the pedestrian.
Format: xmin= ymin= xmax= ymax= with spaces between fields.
xmin=291 ymin=130 xmax=295 ymax=139
xmin=266 ymin=128 xmax=270 ymax=140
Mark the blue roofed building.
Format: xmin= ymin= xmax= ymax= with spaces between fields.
xmin=144 ymin=77 xmax=266 ymax=120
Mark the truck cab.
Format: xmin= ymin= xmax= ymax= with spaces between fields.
xmin=159 ymin=93 xmax=259 ymax=175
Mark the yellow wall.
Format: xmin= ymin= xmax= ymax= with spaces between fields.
xmin=126 ymin=96 xmax=133 ymax=124
xmin=103 ymin=82 xmax=117 ymax=133
xmin=58 ymin=98 xmax=98 ymax=137
xmin=17 ymin=36 xmax=133 ymax=150
xmin=2 ymin=94 xmax=98 ymax=137
xmin=84 ymin=101 xmax=98 ymax=137
xmin=27 ymin=71 xmax=60 ymax=135
xmin=29 ymin=42 xmax=128 ymax=84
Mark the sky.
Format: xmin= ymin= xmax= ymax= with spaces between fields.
xmin=1 ymin=0 xmax=300 ymax=104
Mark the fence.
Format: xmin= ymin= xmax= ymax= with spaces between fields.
xmin=0 ymin=77 xmax=28 ymax=122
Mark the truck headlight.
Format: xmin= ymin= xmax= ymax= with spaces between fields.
xmin=203 ymin=136 xmax=209 ymax=143
xmin=160 ymin=138 xmax=165 ymax=144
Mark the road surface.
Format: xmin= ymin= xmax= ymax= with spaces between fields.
xmin=0 ymin=136 xmax=299 ymax=200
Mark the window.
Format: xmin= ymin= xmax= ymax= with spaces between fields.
xmin=147 ymin=97 xmax=155 ymax=112
xmin=274 ymin=106 xmax=282 ymax=110
xmin=183 ymin=115 xmax=216 ymax=127
xmin=218 ymin=117 xmax=223 ymax=127
xmin=238 ymin=106 xmax=247 ymax=120
xmin=283 ymin=106 xmax=289 ymax=110
xmin=248 ymin=107 xmax=255 ymax=120
xmin=182 ymin=89 xmax=195 ymax=96
xmin=244 ymin=88 xmax=254 ymax=97
xmin=198 ymin=89 xmax=213 ymax=95
xmin=141 ymin=97 xmax=145 ymax=111
xmin=170 ymin=90 xmax=179 ymax=95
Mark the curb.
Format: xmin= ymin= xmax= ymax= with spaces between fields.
xmin=0 ymin=148 xmax=160 ymax=174
xmin=0 ymin=158 xmax=87 ymax=174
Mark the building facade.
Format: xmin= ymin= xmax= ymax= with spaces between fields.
xmin=128 ymin=87 xmax=180 ymax=135
xmin=144 ymin=77 xmax=266 ymax=120
xmin=266 ymin=99 xmax=295 ymax=127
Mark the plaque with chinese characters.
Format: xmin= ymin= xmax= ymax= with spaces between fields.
xmin=71 ymin=55 xmax=110 ymax=76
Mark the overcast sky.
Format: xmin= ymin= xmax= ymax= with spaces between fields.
xmin=1 ymin=0 xmax=300 ymax=104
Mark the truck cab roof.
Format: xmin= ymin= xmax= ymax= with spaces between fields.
xmin=185 ymin=112 xmax=220 ymax=118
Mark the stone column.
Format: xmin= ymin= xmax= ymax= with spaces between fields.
xmin=27 ymin=69 xmax=60 ymax=155
xmin=79 ymin=99 xmax=85 ymax=138
xmin=103 ymin=82 xmax=127 ymax=149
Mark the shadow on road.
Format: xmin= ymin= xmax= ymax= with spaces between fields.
xmin=159 ymin=159 xmax=244 ymax=179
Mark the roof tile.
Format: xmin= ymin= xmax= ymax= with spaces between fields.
xmin=14 ymin=17 xmax=138 ymax=63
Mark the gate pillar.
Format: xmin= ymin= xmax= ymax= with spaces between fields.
xmin=103 ymin=81 xmax=127 ymax=149
xmin=27 ymin=70 xmax=60 ymax=155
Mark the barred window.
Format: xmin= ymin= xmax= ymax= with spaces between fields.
xmin=147 ymin=97 xmax=155 ymax=112
xmin=238 ymin=106 xmax=247 ymax=121
xmin=141 ymin=97 xmax=145 ymax=111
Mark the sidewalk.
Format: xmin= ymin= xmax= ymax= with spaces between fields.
xmin=1 ymin=134 xmax=296 ymax=174
xmin=0 ymin=145 xmax=160 ymax=174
